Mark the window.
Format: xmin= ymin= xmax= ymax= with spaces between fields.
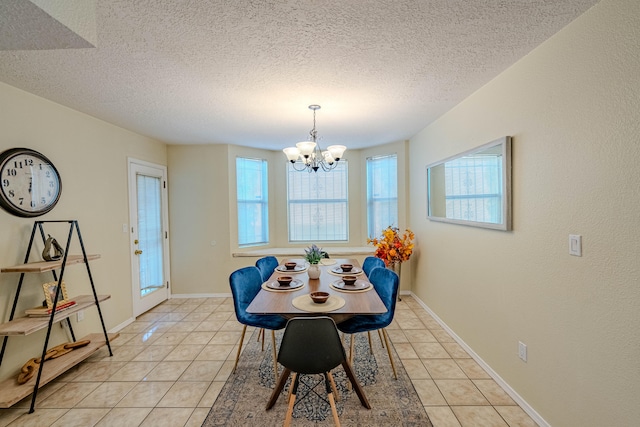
xmin=367 ymin=154 xmax=398 ymax=238
xmin=236 ymin=157 xmax=268 ymax=246
xmin=287 ymin=162 xmax=348 ymax=242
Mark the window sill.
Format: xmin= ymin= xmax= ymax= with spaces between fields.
xmin=232 ymin=246 xmax=374 ymax=258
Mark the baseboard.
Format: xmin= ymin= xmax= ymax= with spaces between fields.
xmin=170 ymin=293 xmax=231 ymax=299
xmin=109 ymin=317 xmax=135 ymax=333
xmin=409 ymin=292 xmax=550 ymax=427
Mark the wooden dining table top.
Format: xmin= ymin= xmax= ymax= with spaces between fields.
xmin=246 ymin=258 xmax=387 ymax=322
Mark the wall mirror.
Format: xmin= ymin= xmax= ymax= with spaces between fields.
xmin=426 ymin=136 xmax=512 ymax=231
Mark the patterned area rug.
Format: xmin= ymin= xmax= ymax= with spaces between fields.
xmin=203 ymin=328 xmax=431 ymax=426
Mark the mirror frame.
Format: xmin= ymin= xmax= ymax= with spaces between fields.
xmin=426 ymin=136 xmax=512 ymax=231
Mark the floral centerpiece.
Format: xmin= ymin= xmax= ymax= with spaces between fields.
xmin=304 ymin=244 xmax=327 ymax=264
xmin=367 ymin=226 xmax=415 ymax=267
xmin=304 ymin=244 xmax=327 ymax=279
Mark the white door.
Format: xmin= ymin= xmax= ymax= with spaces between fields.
xmin=128 ymin=159 xmax=170 ymax=316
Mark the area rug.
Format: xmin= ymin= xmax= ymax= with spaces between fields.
xmin=203 ymin=329 xmax=431 ymax=426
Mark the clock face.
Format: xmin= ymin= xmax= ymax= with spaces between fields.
xmin=0 ymin=148 xmax=62 ymax=217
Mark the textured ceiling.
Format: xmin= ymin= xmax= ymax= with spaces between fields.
xmin=0 ymin=0 xmax=599 ymax=150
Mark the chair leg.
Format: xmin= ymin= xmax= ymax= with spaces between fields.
xmin=232 ymin=325 xmax=247 ymax=374
xmin=284 ymin=373 xmax=301 ymax=427
xmin=328 ymin=371 xmax=339 ymax=402
xmin=266 ymin=368 xmax=291 ymax=410
xmin=262 ymin=328 xmax=266 ymax=351
xmin=271 ymin=330 xmax=279 ymax=384
xmin=324 ymin=372 xmax=341 ymax=427
xmin=349 ymin=333 xmax=355 ymax=366
xmin=377 ymin=329 xmax=385 ymax=348
xmin=367 ymin=331 xmax=373 ymax=354
xmin=381 ymin=328 xmax=397 ymax=380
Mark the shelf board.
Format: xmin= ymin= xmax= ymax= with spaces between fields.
xmin=1 ymin=254 xmax=101 ymax=273
xmin=0 ymin=295 xmax=111 ymax=336
xmin=0 ymin=332 xmax=118 ymax=408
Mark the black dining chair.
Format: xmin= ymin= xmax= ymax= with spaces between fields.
xmin=256 ymin=256 xmax=279 ymax=283
xmin=266 ymin=316 xmax=369 ymax=426
xmin=337 ymin=267 xmax=399 ymax=379
xmin=362 ymin=256 xmax=385 ymax=276
xmin=229 ymin=266 xmax=287 ymax=383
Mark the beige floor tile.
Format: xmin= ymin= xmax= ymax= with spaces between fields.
xmin=411 ymin=379 xmax=447 ymax=406
xmin=205 ymin=311 xmax=233 ymax=321
xmin=170 ymin=304 xmax=197 ymax=313
xmin=403 ymin=329 xmax=438 ymax=343
xmin=13 ymin=381 xmax=66 ymax=408
xmin=146 ymin=322 xmax=177 ymax=334
xmin=442 ymin=342 xmax=470 ymax=358
xmin=402 ymin=359 xmax=432 ymax=380
xmin=181 ymin=312 xmax=211 ymax=322
xmin=99 ymin=345 xmax=145 ymax=362
xmin=218 ymin=320 xmax=245 ymax=332
xmin=116 ymin=381 xmax=173 ymax=407
xmin=166 ymin=321 xmax=200 ymax=333
xmin=473 ymin=380 xmax=516 ymax=406
xmin=455 ymin=359 xmax=491 ymax=379
xmin=451 ymin=406 xmax=509 ymax=427
xmin=179 ymin=360 xmax=224 ymax=381
xmin=95 ymin=407 xmax=152 ymax=427
xmin=412 ymin=342 xmax=451 ymax=359
xmin=75 ymin=382 xmax=137 ymax=408
xmin=185 ymin=407 xmax=211 ymax=427
xmin=180 ymin=331 xmax=216 ymax=345
xmin=163 ymin=345 xmax=204 ymax=361
xmin=197 ymin=381 xmax=226 ymax=407
xmin=108 ymin=333 xmax=136 ymax=347
xmin=143 ymin=361 xmax=190 ymax=381
xmin=209 ymin=331 xmax=242 ymax=345
xmin=430 ymin=329 xmax=456 ymax=343
xmin=158 ymin=312 xmax=188 ymax=322
xmin=67 ymin=362 xmax=128 ymax=382
xmin=195 ymin=344 xmax=235 ymax=361
xmin=50 ymin=408 xmax=110 ymax=427
xmin=423 ymin=359 xmax=468 ymax=379
xmin=0 ymin=408 xmax=24 ymax=426
xmin=156 ymin=382 xmax=209 ymax=407
xmin=139 ymin=407 xmax=194 ymax=427
xmin=385 ymin=328 xmax=409 ymax=344
xmin=435 ymin=380 xmax=490 ymax=406
xmin=151 ymin=332 xmax=185 ymax=346
xmin=132 ymin=345 xmax=176 ymax=362
xmin=120 ymin=322 xmax=154 ymax=334
xmin=494 ymin=406 xmax=538 ymax=427
xmin=135 ymin=312 xmax=167 ymax=323
xmin=424 ymin=406 xmax=463 ymax=427
xmin=193 ymin=320 xmax=223 ymax=332
xmin=107 ymin=361 xmax=159 ymax=382
xmin=392 ymin=342 xmax=420 ymax=359
xmin=396 ymin=318 xmax=427 ymax=330
xmin=7 ymin=408 xmax=68 ymax=427
xmin=214 ymin=360 xmax=235 ymax=382
xmin=126 ymin=332 xmax=163 ymax=346
xmin=38 ymin=382 xmax=102 ymax=408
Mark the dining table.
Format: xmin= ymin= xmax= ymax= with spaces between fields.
xmin=247 ymin=257 xmax=386 ymax=410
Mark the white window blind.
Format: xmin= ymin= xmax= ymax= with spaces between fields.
xmin=236 ymin=157 xmax=269 ymax=246
xmin=367 ymin=154 xmax=398 ymax=238
xmin=287 ymin=162 xmax=348 ymax=242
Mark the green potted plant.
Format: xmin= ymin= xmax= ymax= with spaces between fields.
xmin=304 ymin=244 xmax=326 ymax=279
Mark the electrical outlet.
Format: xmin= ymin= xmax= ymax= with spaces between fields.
xmin=76 ymin=310 xmax=85 ymax=322
xmin=518 ymin=341 xmax=527 ymax=362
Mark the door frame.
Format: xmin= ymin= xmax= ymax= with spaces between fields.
xmin=127 ymin=157 xmax=171 ymax=317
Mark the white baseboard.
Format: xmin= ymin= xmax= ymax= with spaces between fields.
xmin=170 ymin=293 xmax=231 ymax=299
xmin=109 ymin=317 xmax=135 ymax=334
xmin=409 ymin=292 xmax=550 ymax=427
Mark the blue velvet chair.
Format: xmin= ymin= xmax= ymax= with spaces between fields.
xmin=256 ymin=256 xmax=279 ymax=283
xmin=362 ymin=256 xmax=385 ymax=277
xmin=229 ymin=266 xmax=287 ymax=382
xmin=337 ymin=266 xmax=399 ymax=379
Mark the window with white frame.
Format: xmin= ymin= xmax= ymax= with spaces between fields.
xmin=367 ymin=154 xmax=398 ymax=238
xmin=236 ymin=157 xmax=268 ymax=246
xmin=287 ymin=161 xmax=348 ymax=242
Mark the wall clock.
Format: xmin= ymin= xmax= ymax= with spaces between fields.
xmin=0 ymin=148 xmax=62 ymax=217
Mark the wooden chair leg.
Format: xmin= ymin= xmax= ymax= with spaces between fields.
xmin=381 ymin=328 xmax=397 ymax=379
xmin=266 ymin=367 xmax=291 ymax=410
xmin=288 ymin=373 xmax=297 ymax=400
xmin=262 ymin=328 xmax=266 ymax=351
xmin=328 ymin=391 xmax=341 ymax=426
xmin=328 ymin=371 xmax=339 ymax=402
xmin=367 ymin=331 xmax=373 ymax=354
xmin=232 ymin=325 xmax=247 ymax=374
xmin=349 ymin=334 xmax=355 ymax=366
xmin=270 ymin=330 xmax=279 ymax=383
xmin=323 ymin=372 xmax=341 ymax=426
xmin=284 ymin=392 xmax=297 ymax=427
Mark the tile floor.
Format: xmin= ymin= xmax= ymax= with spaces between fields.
xmin=0 ymin=296 xmax=538 ymax=426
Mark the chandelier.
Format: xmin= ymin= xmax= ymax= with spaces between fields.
xmin=282 ymin=105 xmax=346 ymax=172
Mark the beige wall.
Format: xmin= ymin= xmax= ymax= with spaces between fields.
xmin=408 ymin=0 xmax=640 ymax=425
xmin=0 ymin=82 xmax=167 ymax=381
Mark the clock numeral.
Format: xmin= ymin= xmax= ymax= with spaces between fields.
xmin=18 ymin=197 xmax=24 ymax=205
xmin=8 ymin=190 xmax=15 ymax=198
xmin=45 ymin=170 xmax=51 ymax=178
xmin=6 ymin=169 xmax=17 ymax=176
xmin=26 ymin=159 xmax=34 ymax=167
xmin=40 ymin=197 xmax=46 ymax=205
xmin=2 ymin=179 xmax=8 ymax=187
xmin=49 ymin=181 xmax=55 ymax=188
xmin=30 ymin=200 xmax=37 ymax=208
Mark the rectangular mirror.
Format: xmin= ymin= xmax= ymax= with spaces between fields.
xmin=426 ymin=136 xmax=512 ymax=231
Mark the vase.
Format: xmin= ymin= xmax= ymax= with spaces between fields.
xmin=389 ymin=261 xmax=402 ymax=301
xmin=308 ymin=264 xmax=321 ymax=279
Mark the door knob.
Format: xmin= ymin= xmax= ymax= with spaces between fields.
xmin=134 ymin=239 xmax=139 ymax=244
xmin=134 ymin=250 xmax=143 ymax=255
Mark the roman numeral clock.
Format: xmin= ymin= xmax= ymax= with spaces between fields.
xmin=0 ymin=148 xmax=62 ymax=217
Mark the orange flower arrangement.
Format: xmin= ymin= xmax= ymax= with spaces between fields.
xmin=367 ymin=226 xmax=415 ymax=266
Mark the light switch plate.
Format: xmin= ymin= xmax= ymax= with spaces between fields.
xmin=569 ymin=234 xmax=582 ymax=256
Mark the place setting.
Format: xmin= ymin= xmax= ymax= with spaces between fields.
xmin=274 ymin=260 xmax=309 ymax=274
xmin=261 ymin=275 xmax=305 ymax=292
xmin=328 ymin=262 xmax=363 ymax=276
xmin=329 ymin=275 xmax=373 ymax=293
xmin=292 ymin=291 xmax=345 ymax=312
